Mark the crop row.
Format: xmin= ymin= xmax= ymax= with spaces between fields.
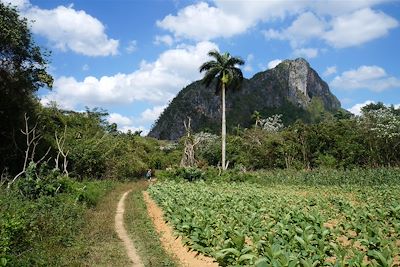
xmin=148 ymin=181 xmax=400 ymax=266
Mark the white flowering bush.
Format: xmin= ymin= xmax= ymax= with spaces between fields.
xmin=360 ymin=108 xmax=400 ymax=141
xmin=260 ymin=114 xmax=284 ymax=132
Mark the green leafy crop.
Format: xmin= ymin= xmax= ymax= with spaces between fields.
xmin=148 ymin=180 xmax=400 ymax=266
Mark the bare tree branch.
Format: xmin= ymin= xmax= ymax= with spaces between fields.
xmin=55 ymin=125 xmax=69 ymax=176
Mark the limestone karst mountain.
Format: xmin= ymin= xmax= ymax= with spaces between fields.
xmin=148 ymin=58 xmax=341 ymax=140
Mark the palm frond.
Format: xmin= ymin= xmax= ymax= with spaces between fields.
xmin=201 ymin=67 xmax=220 ymax=87
xmin=226 ymin=57 xmax=245 ymax=67
xmin=226 ymin=68 xmax=244 ymax=91
xmin=199 ymin=61 xmax=219 ymax=73
xmin=200 ymin=49 xmax=245 ymax=94
xmin=215 ymin=74 xmax=223 ymax=95
xmin=208 ymin=50 xmax=225 ymax=65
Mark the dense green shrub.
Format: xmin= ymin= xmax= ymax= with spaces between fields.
xmin=157 ymin=167 xmax=205 ymax=182
xmin=14 ymin=163 xmax=74 ymax=199
xmin=0 ymin=177 xmax=115 ymax=266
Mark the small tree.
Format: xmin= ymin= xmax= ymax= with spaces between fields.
xmin=180 ymin=117 xmax=200 ymax=167
xmin=7 ymin=114 xmax=50 ymax=188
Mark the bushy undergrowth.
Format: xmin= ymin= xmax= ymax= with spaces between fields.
xmin=0 ymin=168 xmax=115 ymax=266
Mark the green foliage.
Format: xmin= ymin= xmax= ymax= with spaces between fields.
xmin=0 ymin=178 xmax=115 ymax=266
xmin=199 ymin=50 xmax=244 ymax=93
xmin=0 ymin=2 xmax=53 ymax=174
xmin=14 ymin=162 xmax=72 ymax=199
xmin=193 ymin=106 xmax=400 ymax=170
xmin=33 ymin=106 xmax=180 ymax=181
xmin=148 ymin=174 xmax=400 ymax=266
xmin=159 ymin=167 xmax=205 ymax=182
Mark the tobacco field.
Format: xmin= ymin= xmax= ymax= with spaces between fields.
xmin=148 ymin=179 xmax=400 ymax=266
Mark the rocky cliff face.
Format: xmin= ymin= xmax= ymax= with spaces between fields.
xmin=148 ymin=58 xmax=341 ymax=140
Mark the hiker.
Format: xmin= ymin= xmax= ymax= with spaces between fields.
xmin=146 ymin=169 xmax=152 ymax=181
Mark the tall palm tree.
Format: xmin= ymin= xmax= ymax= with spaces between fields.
xmin=199 ymin=50 xmax=244 ymax=170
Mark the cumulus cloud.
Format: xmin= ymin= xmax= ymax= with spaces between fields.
xmin=347 ymin=100 xmax=374 ymax=115
xmin=41 ymin=41 xmax=219 ymax=109
xmin=264 ymin=12 xmax=326 ymax=48
xmin=323 ymin=66 xmax=337 ymax=76
xmin=25 ymin=5 xmax=119 ymax=56
xmin=267 ymin=59 xmax=282 ymax=69
xmin=157 ymin=2 xmax=247 ymax=41
xmin=265 ymin=8 xmax=397 ymax=51
xmin=157 ymin=0 xmax=397 ymax=52
xmin=108 ymin=113 xmax=133 ymax=126
xmin=324 ymin=8 xmax=398 ymax=48
xmin=330 ymin=65 xmax=400 ymax=92
xmin=155 ymin=1 xmax=397 ymax=57
xmin=106 ymin=107 xmax=166 ymax=135
xmin=140 ymin=105 xmax=167 ymax=123
xmin=214 ymin=0 xmax=305 ymax=23
xmin=0 ymin=0 xmax=119 ymax=56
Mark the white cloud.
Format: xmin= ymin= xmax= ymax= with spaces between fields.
xmin=126 ymin=40 xmax=137 ymax=54
xmin=157 ymin=0 xmax=397 ymax=51
xmin=323 ymin=66 xmax=337 ymax=76
xmin=267 ymin=59 xmax=282 ymax=69
xmin=331 ymin=65 xmax=400 ymax=92
xmin=324 ymin=8 xmax=398 ymax=48
xmin=214 ymin=0 xmax=306 ymax=23
xmin=107 ymin=109 xmax=166 ymax=135
xmin=12 ymin=1 xmax=119 ymax=56
xmin=293 ymin=48 xmax=319 ymax=58
xmin=156 ymin=2 xmax=248 ymax=41
xmin=312 ymin=0 xmax=390 ymax=16
xmin=119 ymin=125 xmax=148 ymax=135
xmin=348 ymin=100 xmax=400 ymax=115
xmin=154 ymin=35 xmax=174 ymax=46
xmin=108 ymin=113 xmax=133 ymax=126
xmin=348 ymin=100 xmax=374 ymax=115
xmin=264 ymin=7 xmax=398 ymax=51
xmin=140 ymin=105 xmax=167 ymax=123
xmin=264 ymin=12 xmax=326 ymax=48
xmin=2 ymin=1 xmax=119 ymax=56
xmin=243 ymin=54 xmax=254 ymax=72
xmin=41 ymin=41 xmax=219 ymax=109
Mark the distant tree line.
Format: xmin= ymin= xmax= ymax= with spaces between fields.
xmin=193 ymin=103 xmax=400 ymax=170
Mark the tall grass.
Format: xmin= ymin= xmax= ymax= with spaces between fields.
xmin=0 ymin=179 xmax=115 ymax=266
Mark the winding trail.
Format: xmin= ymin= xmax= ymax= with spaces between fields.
xmin=115 ymin=190 xmax=144 ymax=267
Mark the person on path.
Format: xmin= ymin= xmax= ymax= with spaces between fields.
xmin=146 ymin=169 xmax=152 ymax=182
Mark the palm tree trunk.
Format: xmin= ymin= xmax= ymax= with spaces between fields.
xmin=221 ymin=83 xmax=226 ymax=170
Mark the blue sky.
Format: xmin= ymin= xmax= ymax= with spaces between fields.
xmin=3 ymin=0 xmax=400 ymax=133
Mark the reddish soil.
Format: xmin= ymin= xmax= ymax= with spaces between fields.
xmin=143 ymin=191 xmax=218 ymax=267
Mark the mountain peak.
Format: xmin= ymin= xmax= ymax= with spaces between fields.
xmin=148 ymin=58 xmax=341 ymax=140
xmin=281 ymin=57 xmax=310 ymax=67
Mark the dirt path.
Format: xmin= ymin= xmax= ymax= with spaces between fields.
xmin=115 ymin=190 xmax=144 ymax=267
xmin=143 ymin=191 xmax=218 ymax=267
